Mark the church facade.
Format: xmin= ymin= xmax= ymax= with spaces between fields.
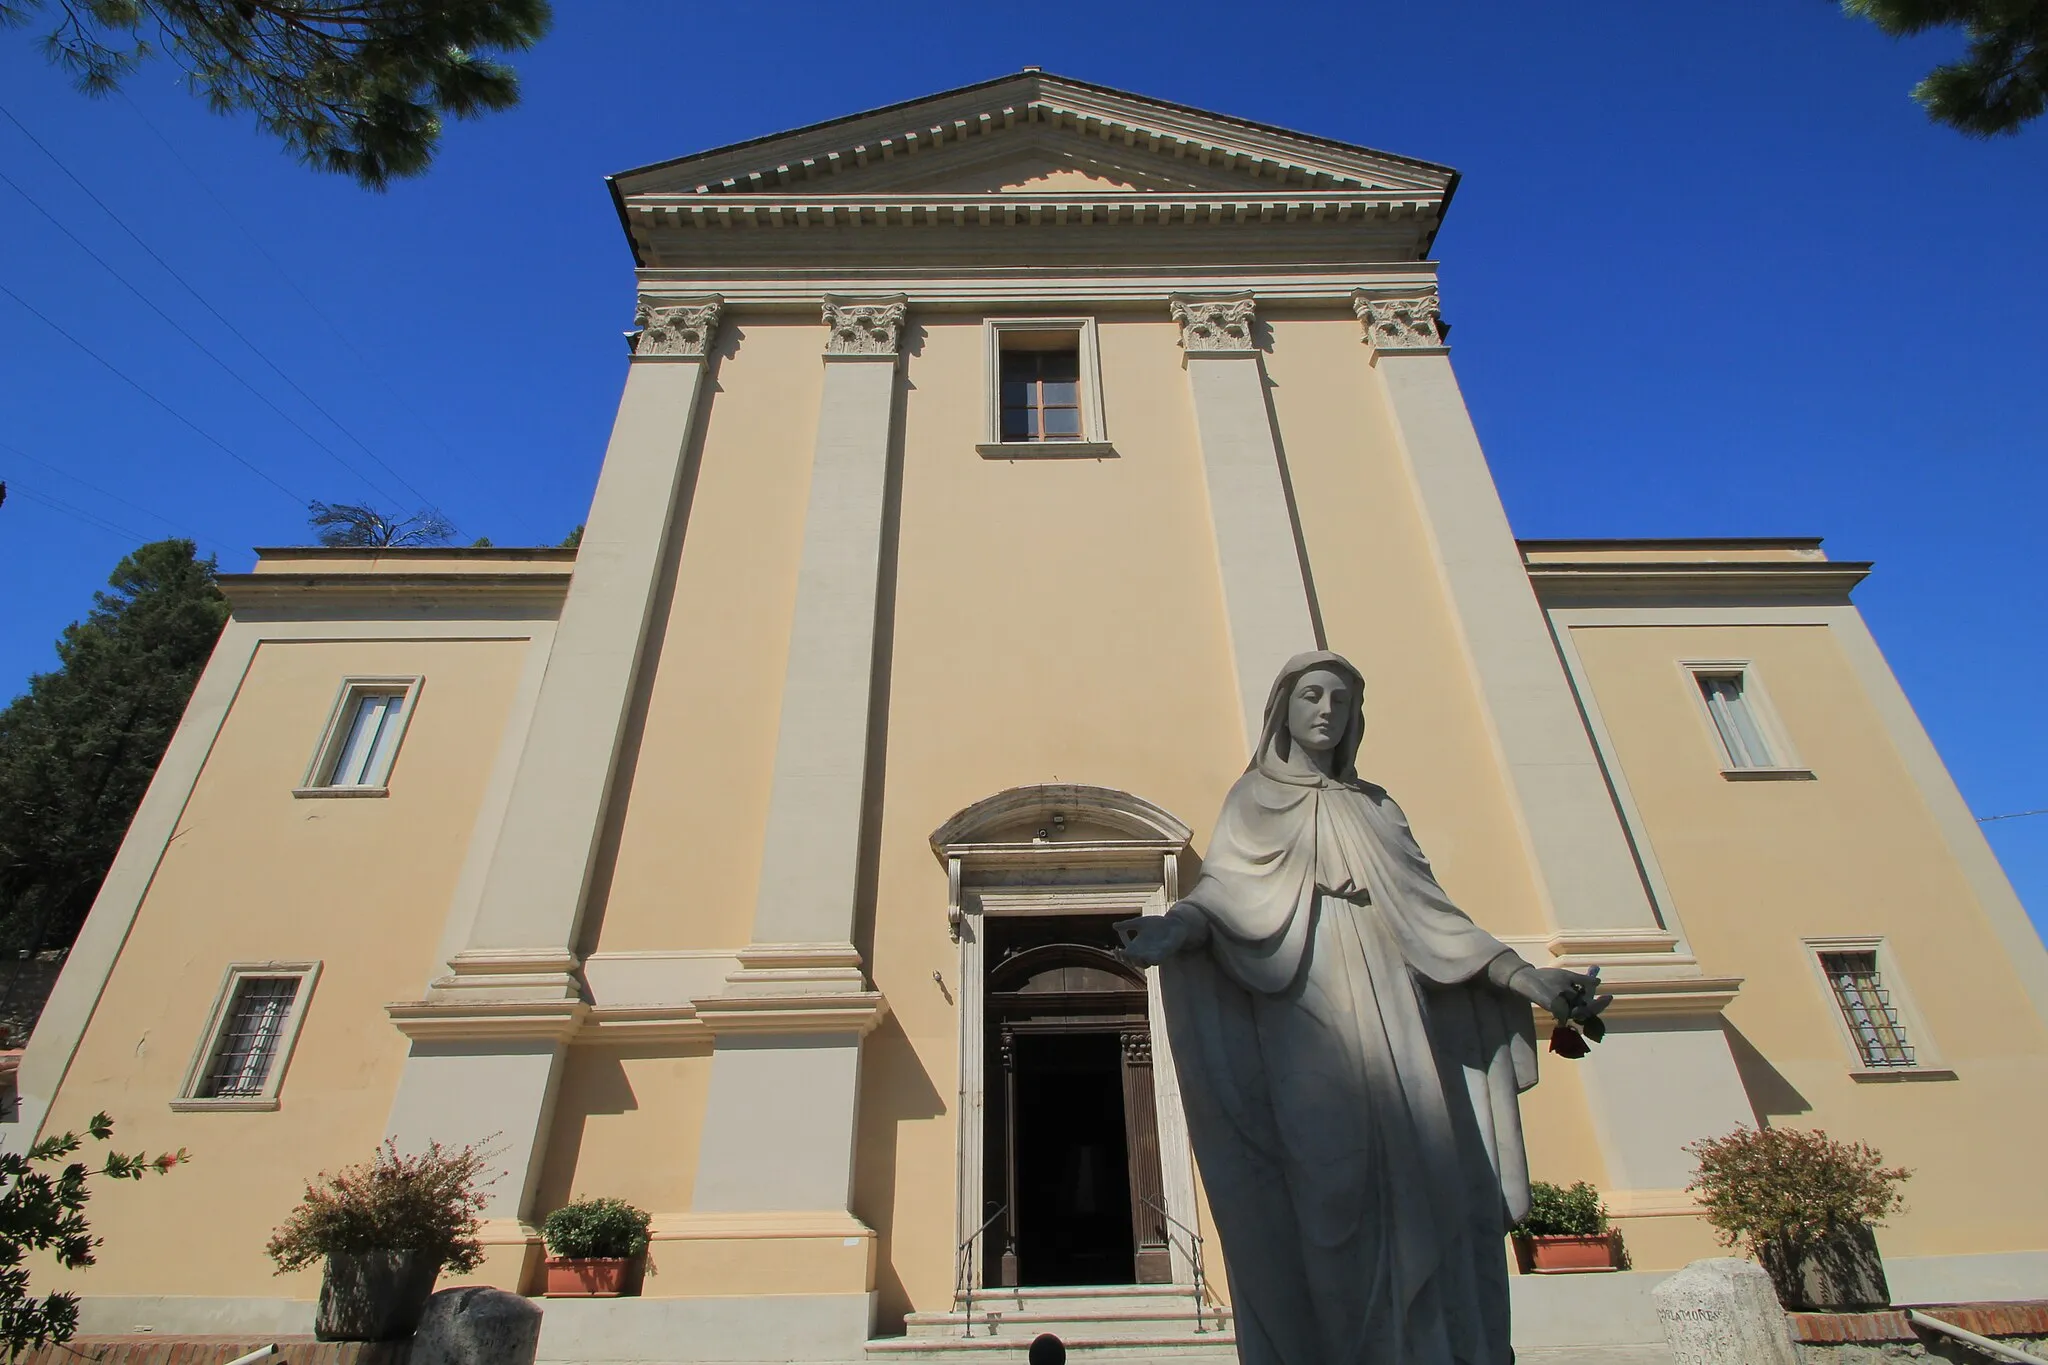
xmin=13 ymin=72 xmax=2048 ymax=1361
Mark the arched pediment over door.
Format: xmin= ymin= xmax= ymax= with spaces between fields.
xmin=929 ymin=784 xmax=1202 ymax=1289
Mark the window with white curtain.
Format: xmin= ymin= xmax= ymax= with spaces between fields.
xmin=1696 ymin=672 xmax=1775 ymax=769
xmin=300 ymin=678 xmax=420 ymax=794
xmin=175 ymin=963 xmax=319 ymax=1109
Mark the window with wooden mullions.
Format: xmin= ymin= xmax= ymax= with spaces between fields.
xmin=1000 ymin=349 xmax=1083 ymax=442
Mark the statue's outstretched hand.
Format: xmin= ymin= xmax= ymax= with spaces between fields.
xmin=1115 ymin=912 xmax=1201 ymax=966
xmin=1511 ymin=964 xmax=1613 ymax=1026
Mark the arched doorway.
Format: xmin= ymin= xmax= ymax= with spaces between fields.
xmin=988 ymin=940 xmax=1169 ymax=1285
xmin=930 ymin=783 xmax=1200 ymax=1292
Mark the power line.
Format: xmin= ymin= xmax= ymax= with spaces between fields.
xmin=0 ymin=438 xmax=227 ymax=545
xmin=117 ymin=92 xmax=474 ymax=500
xmin=1979 ymin=809 xmax=2048 ymax=824
xmin=0 ymin=164 xmax=404 ymax=507
xmin=3 ymin=481 xmax=153 ymax=543
xmin=0 ymin=99 xmax=439 ymax=510
xmin=0 ymin=277 xmax=306 ymax=506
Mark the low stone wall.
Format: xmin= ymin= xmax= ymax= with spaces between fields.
xmin=1792 ymin=1301 xmax=2048 ymax=1364
xmin=15 ymin=1337 xmax=410 ymax=1365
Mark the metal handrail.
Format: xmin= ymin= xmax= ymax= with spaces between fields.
xmin=1909 ymin=1311 xmax=2048 ymax=1365
xmin=955 ymin=1203 xmax=1008 ymax=1338
xmin=1139 ymin=1194 xmax=1213 ymax=1333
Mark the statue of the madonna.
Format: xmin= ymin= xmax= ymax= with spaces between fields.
xmin=1117 ymin=651 xmax=1604 ymax=1365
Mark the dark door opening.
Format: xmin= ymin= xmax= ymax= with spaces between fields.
xmin=1012 ymin=1031 xmax=1135 ymax=1286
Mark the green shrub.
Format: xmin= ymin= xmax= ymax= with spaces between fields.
xmin=266 ymin=1140 xmax=497 ymax=1275
xmin=542 ymin=1198 xmax=652 ymax=1260
xmin=0 ymin=1113 xmax=184 ymax=1358
xmin=1684 ymin=1126 xmax=1908 ymax=1257
xmin=1515 ymin=1180 xmax=1608 ymax=1237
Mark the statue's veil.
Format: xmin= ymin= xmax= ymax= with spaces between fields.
xmin=1253 ymin=650 xmax=1367 ymax=781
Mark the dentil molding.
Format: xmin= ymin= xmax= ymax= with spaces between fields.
xmin=821 ymin=293 xmax=909 ymax=356
xmin=1168 ymin=292 xmax=1257 ymax=353
xmin=630 ymin=295 xmax=724 ymax=357
xmin=1352 ymin=287 xmax=1447 ymax=354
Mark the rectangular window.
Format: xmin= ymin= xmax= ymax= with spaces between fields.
xmin=299 ymin=677 xmax=421 ymax=796
xmin=1818 ymin=950 xmax=1915 ymax=1069
xmin=1697 ymin=672 xmax=1775 ymax=769
xmin=981 ymin=318 xmax=1107 ymax=454
xmin=1000 ymin=348 xmax=1082 ymax=442
xmin=197 ymin=976 xmax=300 ymax=1097
xmin=174 ymin=962 xmax=319 ymax=1110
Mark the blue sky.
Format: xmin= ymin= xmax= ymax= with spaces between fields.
xmin=1 ymin=1 xmax=2042 ymax=932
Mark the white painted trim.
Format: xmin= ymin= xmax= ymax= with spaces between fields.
xmin=981 ymin=315 xmax=1107 ymax=446
xmin=172 ymin=960 xmax=321 ymax=1109
xmin=1801 ymin=934 xmax=1952 ymax=1078
xmin=296 ymin=674 xmax=423 ymax=794
xmin=632 ymin=265 xmax=1444 ymax=309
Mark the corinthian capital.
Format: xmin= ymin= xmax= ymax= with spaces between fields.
xmin=630 ymin=296 xmax=723 ymax=358
xmin=1169 ymin=293 xmax=1257 ymax=353
xmin=822 ymin=294 xmax=909 ymax=356
xmin=1351 ymin=287 xmax=1447 ymax=354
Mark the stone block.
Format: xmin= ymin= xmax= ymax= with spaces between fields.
xmin=412 ymin=1286 xmax=542 ymax=1365
xmin=1654 ymin=1257 xmax=1801 ymax=1365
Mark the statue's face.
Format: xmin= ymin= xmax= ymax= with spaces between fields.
xmin=1287 ymin=668 xmax=1353 ymax=754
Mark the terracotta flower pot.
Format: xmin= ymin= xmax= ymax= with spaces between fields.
xmin=315 ymin=1248 xmax=441 ymax=1340
xmin=545 ymin=1255 xmax=643 ymax=1297
xmin=1513 ymin=1232 xmax=1618 ymax=1275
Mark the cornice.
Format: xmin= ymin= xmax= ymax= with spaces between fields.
xmin=220 ymin=572 xmax=572 ymax=609
xmin=1526 ymin=560 xmax=1871 ymax=607
xmin=631 ymin=265 xmax=1441 ymax=310
xmin=622 ymin=191 xmax=1440 ymax=236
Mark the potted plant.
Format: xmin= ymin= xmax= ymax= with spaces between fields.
xmin=1512 ymin=1180 xmax=1618 ymax=1273
xmin=542 ymin=1197 xmax=652 ymax=1297
xmin=266 ymin=1139 xmax=496 ymax=1341
xmin=1685 ymin=1125 xmax=1910 ymax=1311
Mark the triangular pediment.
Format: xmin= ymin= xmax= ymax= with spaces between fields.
xmin=611 ymin=70 xmax=1456 ymax=202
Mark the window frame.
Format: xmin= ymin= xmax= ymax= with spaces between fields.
xmin=1801 ymin=936 xmax=1952 ymax=1082
xmin=296 ymin=676 xmax=423 ymax=797
xmin=172 ymin=961 xmax=321 ymax=1111
xmin=978 ymin=317 xmax=1110 ymax=457
xmin=1678 ymin=659 xmax=1810 ymax=780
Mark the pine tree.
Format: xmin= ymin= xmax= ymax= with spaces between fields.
xmin=0 ymin=541 xmax=228 ymax=1008
xmin=1844 ymin=0 xmax=2048 ymax=135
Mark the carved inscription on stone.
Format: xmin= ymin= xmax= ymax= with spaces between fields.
xmin=632 ymin=297 xmax=723 ymax=357
xmin=1652 ymin=1258 xmax=1800 ymax=1365
xmin=822 ymin=296 xmax=908 ymax=356
xmin=1169 ymin=294 xmax=1258 ymax=352
xmin=1352 ymin=288 xmax=1446 ymax=352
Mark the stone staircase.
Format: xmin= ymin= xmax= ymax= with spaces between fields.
xmin=867 ymin=1284 xmax=1234 ymax=1361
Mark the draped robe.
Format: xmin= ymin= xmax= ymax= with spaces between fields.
xmin=1159 ymin=653 xmax=1538 ymax=1365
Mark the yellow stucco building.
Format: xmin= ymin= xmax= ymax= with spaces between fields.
xmin=13 ymin=71 xmax=2047 ymax=1363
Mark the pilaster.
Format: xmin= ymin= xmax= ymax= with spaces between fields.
xmin=381 ymin=295 xmax=725 ymax=1218
xmin=1353 ymin=285 xmax=1657 ymax=936
xmin=1170 ymin=292 xmax=1319 ymax=749
xmin=688 ymin=294 xmax=904 ymax=1234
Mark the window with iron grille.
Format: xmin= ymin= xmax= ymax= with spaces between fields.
xmin=1819 ymin=951 xmax=1916 ymax=1068
xmin=196 ymin=976 xmax=301 ymax=1098
xmin=999 ymin=348 xmax=1083 ymax=442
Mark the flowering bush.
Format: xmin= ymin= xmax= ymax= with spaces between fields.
xmin=266 ymin=1140 xmax=497 ymax=1275
xmin=1684 ymin=1126 xmax=1909 ymax=1255
xmin=1514 ymin=1180 xmax=1608 ymax=1238
xmin=541 ymin=1198 xmax=652 ymax=1260
xmin=0 ymin=1113 xmax=185 ymax=1357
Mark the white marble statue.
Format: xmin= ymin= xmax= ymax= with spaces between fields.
xmin=1118 ymin=651 xmax=1602 ymax=1365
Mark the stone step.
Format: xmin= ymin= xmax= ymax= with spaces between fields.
xmin=869 ymin=1333 xmax=1238 ymax=1361
xmin=905 ymin=1307 xmax=1228 ymax=1341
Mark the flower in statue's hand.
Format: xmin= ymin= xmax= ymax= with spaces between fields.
xmin=1549 ymin=1024 xmax=1591 ymax=1058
